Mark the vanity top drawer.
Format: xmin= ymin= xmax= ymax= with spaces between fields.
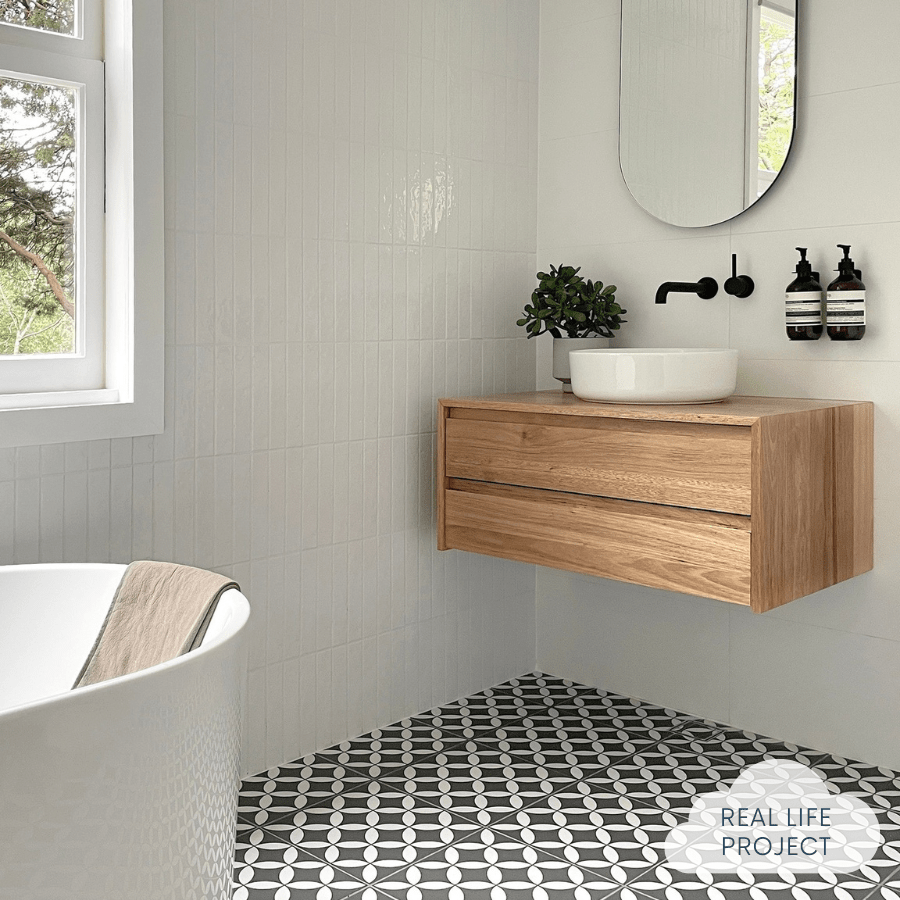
xmin=444 ymin=407 xmax=752 ymax=514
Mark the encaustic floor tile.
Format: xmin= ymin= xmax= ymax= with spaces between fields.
xmin=234 ymin=671 xmax=900 ymax=900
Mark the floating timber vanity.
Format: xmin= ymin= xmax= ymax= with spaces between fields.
xmin=437 ymin=392 xmax=873 ymax=613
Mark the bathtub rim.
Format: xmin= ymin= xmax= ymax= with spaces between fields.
xmin=0 ymin=561 xmax=250 ymax=719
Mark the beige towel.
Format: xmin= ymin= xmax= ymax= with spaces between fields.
xmin=73 ymin=561 xmax=239 ymax=689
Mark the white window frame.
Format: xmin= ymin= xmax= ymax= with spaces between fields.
xmin=0 ymin=0 xmax=163 ymax=447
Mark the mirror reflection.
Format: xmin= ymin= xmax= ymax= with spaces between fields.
xmin=619 ymin=0 xmax=797 ymax=227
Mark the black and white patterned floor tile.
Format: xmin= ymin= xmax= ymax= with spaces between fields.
xmin=491 ymin=788 xmax=681 ymax=887
xmin=580 ymin=745 xmax=744 ymax=819
xmin=627 ymin=860 xmax=888 ymax=900
xmin=237 ymin=753 xmax=372 ymax=829
xmin=671 ymin=727 xmax=828 ymax=770
xmin=549 ymin=690 xmax=703 ymax=742
xmin=478 ymin=715 xmax=668 ymax=778
xmin=233 ymin=826 xmax=368 ymax=899
xmin=491 ymin=672 xmax=594 ymax=705
xmin=372 ymin=827 xmax=621 ymax=899
xmin=380 ymin=741 xmax=577 ymax=825
xmin=234 ymin=671 xmax=900 ymax=900
xmin=420 ymin=691 xmax=559 ymax=740
xmin=811 ymin=756 xmax=900 ymax=813
xmin=262 ymin=782 xmax=481 ymax=885
xmin=317 ymin=718 xmax=469 ymax=779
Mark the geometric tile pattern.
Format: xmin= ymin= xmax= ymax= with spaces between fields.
xmin=234 ymin=672 xmax=900 ymax=900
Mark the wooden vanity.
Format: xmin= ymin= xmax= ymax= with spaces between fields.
xmin=437 ymin=392 xmax=873 ymax=613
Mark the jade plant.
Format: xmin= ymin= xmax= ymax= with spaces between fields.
xmin=517 ymin=264 xmax=626 ymax=339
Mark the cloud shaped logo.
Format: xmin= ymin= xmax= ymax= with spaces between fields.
xmin=665 ymin=759 xmax=882 ymax=875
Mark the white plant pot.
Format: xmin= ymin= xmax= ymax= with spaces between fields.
xmin=552 ymin=337 xmax=609 ymax=391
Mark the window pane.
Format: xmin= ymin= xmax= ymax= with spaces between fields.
xmin=0 ymin=75 xmax=76 ymax=355
xmin=757 ymin=9 xmax=795 ymax=198
xmin=0 ymin=0 xmax=75 ymax=36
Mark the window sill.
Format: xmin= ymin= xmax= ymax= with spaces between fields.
xmin=0 ymin=389 xmax=120 ymax=411
xmin=0 ymin=391 xmax=163 ymax=448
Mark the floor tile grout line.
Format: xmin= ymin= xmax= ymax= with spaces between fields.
xmin=240 ymin=729 xmax=831 ymax=798
xmin=255 ymin=798 xmax=489 ymax=892
xmin=237 ymin=741 xmax=841 ymax=835
xmin=237 ymin=739 xmax=845 ymax=835
xmin=241 ymin=798 xmax=895 ymax=900
xmin=329 ymin=806 xmax=628 ymax=897
xmin=235 ymin=673 xmax=900 ymax=900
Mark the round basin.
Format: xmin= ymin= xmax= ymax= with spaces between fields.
xmin=568 ymin=348 xmax=739 ymax=404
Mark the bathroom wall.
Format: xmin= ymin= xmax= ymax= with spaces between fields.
xmin=0 ymin=0 xmax=540 ymax=776
xmin=536 ymin=0 xmax=900 ymax=769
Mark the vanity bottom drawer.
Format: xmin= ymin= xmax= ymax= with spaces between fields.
xmin=444 ymin=479 xmax=752 ymax=606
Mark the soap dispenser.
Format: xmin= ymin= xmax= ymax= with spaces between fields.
xmin=785 ymin=248 xmax=823 ymax=341
xmin=826 ymin=244 xmax=866 ymax=340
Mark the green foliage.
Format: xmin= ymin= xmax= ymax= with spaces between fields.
xmin=758 ymin=17 xmax=795 ymax=174
xmin=517 ymin=264 xmax=626 ymax=339
xmin=0 ymin=71 xmax=75 ymax=354
xmin=0 ymin=262 xmax=72 ymax=354
xmin=0 ymin=0 xmax=74 ymax=35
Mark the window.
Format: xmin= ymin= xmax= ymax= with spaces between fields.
xmin=747 ymin=0 xmax=796 ymax=202
xmin=0 ymin=0 xmax=163 ymax=447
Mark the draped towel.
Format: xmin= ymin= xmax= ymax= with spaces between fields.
xmin=73 ymin=561 xmax=239 ymax=688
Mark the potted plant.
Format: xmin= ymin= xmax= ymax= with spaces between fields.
xmin=517 ymin=264 xmax=626 ymax=391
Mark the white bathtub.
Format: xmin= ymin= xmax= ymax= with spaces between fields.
xmin=0 ymin=563 xmax=250 ymax=900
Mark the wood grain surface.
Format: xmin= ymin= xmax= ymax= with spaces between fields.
xmin=437 ymin=394 xmax=874 ymax=613
xmin=445 ymin=480 xmax=751 ymax=605
xmin=436 ymin=401 xmax=448 ymax=550
xmin=440 ymin=391 xmax=865 ymax=425
xmin=749 ymin=403 xmax=875 ymax=613
xmin=833 ymin=402 xmax=875 ymax=583
xmin=445 ymin=411 xmax=752 ymax=514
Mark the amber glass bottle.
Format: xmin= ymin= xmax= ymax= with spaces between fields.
xmin=785 ymin=248 xmax=823 ymax=340
xmin=826 ymin=245 xmax=866 ymax=341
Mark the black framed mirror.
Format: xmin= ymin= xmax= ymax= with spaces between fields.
xmin=619 ymin=0 xmax=798 ymax=227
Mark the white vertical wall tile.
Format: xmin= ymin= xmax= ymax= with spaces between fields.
xmin=3 ymin=0 xmax=540 ymax=777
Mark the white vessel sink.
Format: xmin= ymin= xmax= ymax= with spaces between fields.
xmin=568 ymin=348 xmax=739 ymax=404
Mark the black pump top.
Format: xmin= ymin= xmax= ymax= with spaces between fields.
xmin=794 ymin=247 xmax=812 ymax=278
xmin=837 ymin=244 xmax=856 ymax=275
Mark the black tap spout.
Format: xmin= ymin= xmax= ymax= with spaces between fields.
xmin=655 ymin=277 xmax=718 ymax=304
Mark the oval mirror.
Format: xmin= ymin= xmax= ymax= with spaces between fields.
xmin=619 ymin=0 xmax=798 ymax=227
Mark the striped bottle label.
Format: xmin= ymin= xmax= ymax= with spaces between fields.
xmin=786 ymin=291 xmax=822 ymax=326
xmin=826 ymin=290 xmax=866 ymax=326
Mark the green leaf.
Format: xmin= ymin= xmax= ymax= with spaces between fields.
xmin=521 ymin=264 xmax=625 ymax=340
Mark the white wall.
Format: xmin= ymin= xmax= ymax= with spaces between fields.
xmin=536 ymin=0 xmax=900 ymax=769
xmin=0 ymin=0 xmax=540 ymax=776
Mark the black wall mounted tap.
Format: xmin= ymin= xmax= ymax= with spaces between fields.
xmin=655 ymin=277 xmax=718 ymax=304
xmin=724 ymin=253 xmax=754 ymax=298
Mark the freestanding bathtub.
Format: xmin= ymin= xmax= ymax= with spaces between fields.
xmin=0 ymin=563 xmax=250 ymax=900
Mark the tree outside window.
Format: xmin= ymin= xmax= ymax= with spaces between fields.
xmin=0 ymin=0 xmax=77 ymax=356
xmin=758 ymin=13 xmax=795 ymax=180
